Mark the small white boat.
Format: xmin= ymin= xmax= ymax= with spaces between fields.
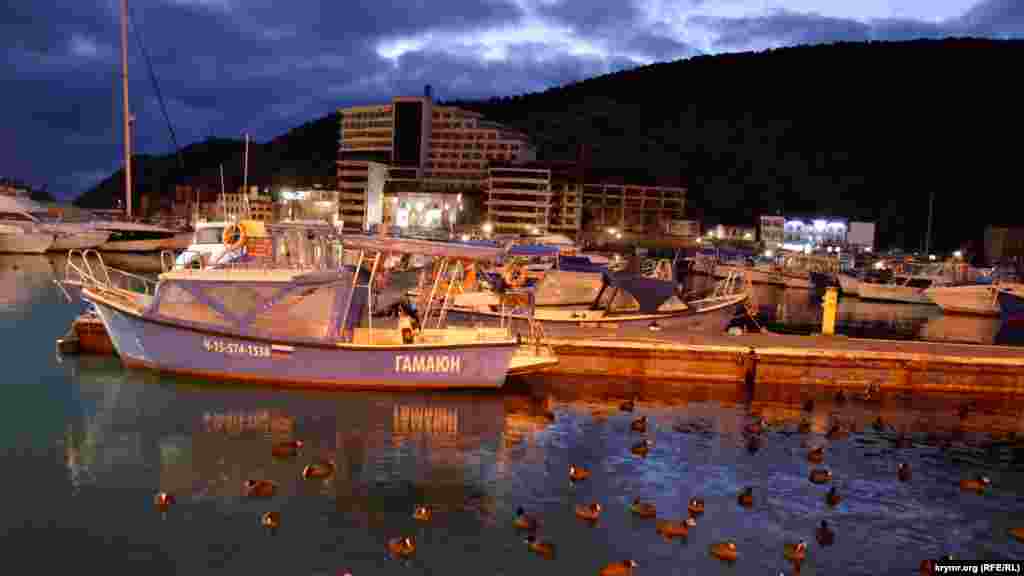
xmin=96 ymin=221 xmax=179 ymax=252
xmin=173 ymin=221 xmax=232 ymax=269
xmin=0 ymin=198 xmax=111 ymax=250
xmin=925 ymin=282 xmax=1024 ymax=316
xmin=0 ymin=223 xmax=54 ymax=254
xmin=858 ymin=275 xmax=945 ymax=305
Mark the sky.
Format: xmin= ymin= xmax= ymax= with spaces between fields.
xmin=2 ymin=0 xmax=1022 ymax=200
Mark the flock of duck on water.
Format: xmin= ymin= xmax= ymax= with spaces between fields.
xmin=150 ymin=390 xmax=1024 ymax=575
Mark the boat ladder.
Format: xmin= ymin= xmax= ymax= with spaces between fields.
xmin=60 ymin=249 xmax=158 ymax=302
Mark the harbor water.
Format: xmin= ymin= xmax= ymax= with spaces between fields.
xmin=3 ymin=253 xmax=1024 ymax=574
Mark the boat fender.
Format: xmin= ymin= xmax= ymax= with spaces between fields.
xmin=222 ymin=222 xmax=247 ymax=252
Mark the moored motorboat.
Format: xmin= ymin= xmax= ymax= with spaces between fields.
xmin=857 ymin=275 xmax=947 ymax=305
xmin=96 ymin=221 xmax=180 ymax=252
xmin=0 ymin=223 xmax=54 ymax=254
xmin=69 ymin=223 xmax=557 ymax=389
xmin=996 ymin=285 xmax=1024 ymax=327
xmin=924 ymin=284 xmax=1012 ymax=316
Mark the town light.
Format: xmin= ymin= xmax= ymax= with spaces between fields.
xmin=929 ymin=254 xmax=937 ymax=261
xmin=864 ymin=246 xmax=873 ymax=253
xmin=744 ymin=232 xmax=752 ymax=240
xmin=607 ymin=227 xmax=618 ymax=235
xmin=953 ymin=250 xmax=963 ymax=259
xmin=813 ymin=219 xmax=827 ymax=232
xmin=764 ymin=250 xmax=773 ymax=258
xmin=416 ymin=201 xmax=425 ymax=212
xmin=615 ymin=232 xmax=622 ymax=239
xmin=461 ymin=234 xmax=470 ymax=242
xmin=482 ymin=222 xmax=493 ymax=234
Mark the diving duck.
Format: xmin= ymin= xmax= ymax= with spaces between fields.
xmin=569 ymin=464 xmax=591 ymax=483
xmin=744 ymin=417 xmax=767 ymax=436
xmin=959 ymin=475 xmax=991 ymax=493
xmin=807 ymin=446 xmax=825 ymax=463
xmin=243 ymin=480 xmax=277 ymax=498
xmin=302 ymin=460 xmax=335 ymax=479
xmin=631 ymin=439 xmax=653 ymax=456
xmin=631 ymin=416 xmax=647 ymax=432
xmin=746 ymin=435 xmax=762 ymax=454
xmin=898 ymin=462 xmax=912 ymax=482
xmin=261 ymin=511 xmax=280 ymax=532
xmin=524 ymin=534 xmax=555 ymax=559
xmin=599 ymin=560 xmax=638 ymax=576
xmin=271 ymin=439 xmax=303 ymax=458
xmin=825 ymin=486 xmax=841 ymax=507
xmin=816 ymin=520 xmax=835 ymax=546
xmin=630 ymin=498 xmax=657 ymax=518
xmin=575 ymin=502 xmax=602 ymax=522
xmin=514 ymin=507 xmax=539 ymax=531
xmin=154 ymin=491 xmax=175 ymax=513
xmin=687 ymin=497 xmax=705 ymax=516
xmin=737 ymin=487 xmax=753 ymax=508
xmin=798 ymin=418 xmax=812 ymax=434
xmin=412 ymin=505 xmax=432 ymax=522
xmin=387 ymin=536 xmax=416 ymax=558
xmin=783 ymin=540 xmax=807 ymax=562
xmin=1008 ymin=527 xmax=1024 ymax=543
xmin=809 ymin=468 xmax=832 ymax=484
xmin=655 ymin=517 xmax=696 ymax=539
xmin=620 ymin=397 xmax=637 ymax=412
xmin=710 ymin=541 xmax=738 ymax=562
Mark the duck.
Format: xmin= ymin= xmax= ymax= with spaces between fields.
xmin=574 ymin=502 xmax=602 ymax=522
xmin=959 ymin=475 xmax=991 ymax=493
xmin=783 ymin=540 xmax=807 ymax=562
xmin=630 ymin=415 xmax=647 ymax=432
xmin=746 ymin=435 xmax=762 ymax=454
xmin=523 ymin=534 xmax=555 ymax=559
xmin=825 ymin=486 xmax=841 ymax=507
xmin=631 ymin=439 xmax=653 ymax=457
xmin=514 ymin=507 xmax=539 ymax=531
xmin=271 ymin=439 xmax=303 ymax=458
xmin=412 ymin=505 xmax=432 ymax=522
xmin=154 ymin=491 xmax=175 ymax=513
xmin=243 ymin=480 xmax=277 ymax=498
xmin=261 ymin=511 xmax=280 ymax=532
xmin=569 ymin=464 xmax=591 ymax=483
xmin=630 ymin=498 xmax=657 ymax=518
xmin=798 ymin=418 xmax=812 ymax=434
xmin=710 ymin=541 xmax=738 ymax=562
xmin=809 ymin=468 xmax=832 ymax=484
xmin=744 ymin=417 xmax=767 ymax=436
xmin=807 ymin=446 xmax=825 ymax=463
xmin=737 ymin=487 xmax=753 ymax=508
xmin=302 ymin=460 xmax=335 ymax=479
xmin=1008 ymin=527 xmax=1024 ymax=543
xmin=898 ymin=462 xmax=912 ymax=482
xmin=620 ymin=397 xmax=637 ymax=412
xmin=655 ymin=517 xmax=696 ymax=538
xmin=687 ymin=497 xmax=705 ymax=516
xmin=387 ymin=536 xmax=416 ymax=558
xmin=816 ymin=520 xmax=835 ymax=546
xmin=599 ymin=560 xmax=638 ymax=576
xmin=803 ymin=399 xmax=815 ymax=412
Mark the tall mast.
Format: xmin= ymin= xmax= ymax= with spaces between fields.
xmin=120 ymin=0 xmax=132 ymax=220
xmin=925 ymin=190 xmax=935 ymax=255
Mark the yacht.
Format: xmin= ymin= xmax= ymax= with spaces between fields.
xmin=926 ymin=279 xmax=1024 ymax=316
xmin=94 ymin=220 xmax=180 ymax=252
xmin=857 ymin=274 xmax=947 ymax=305
xmin=0 ymin=192 xmax=110 ymax=251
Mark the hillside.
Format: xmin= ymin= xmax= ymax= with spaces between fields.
xmin=448 ymin=37 xmax=1024 ymax=251
xmin=73 ymin=113 xmax=339 ymax=210
xmin=76 ymin=38 xmax=1024 ymax=251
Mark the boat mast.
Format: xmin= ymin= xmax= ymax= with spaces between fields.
xmin=119 ymin=0 xmax=132 ymax=220
xmin=242 ymin=133 xmax=251 ymax=219
xmin=924 ymin=190 xmax=934 ymax=256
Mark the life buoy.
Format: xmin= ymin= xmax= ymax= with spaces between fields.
xmin=222 ymin=223 xmax=247 ymax=252
xmin=503 ymin=263 xmax=525 ymax=287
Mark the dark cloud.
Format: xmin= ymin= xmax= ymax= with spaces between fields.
xmin=958 ymin=0 xmax=1024 ymax=37
xmin=693 ymin=10 xmax=871 ymax=50
xmin=533 ymin=0 xmax=642 ymax=34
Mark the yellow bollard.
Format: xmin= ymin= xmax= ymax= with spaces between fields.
xmin=821 ymin=287 xmax=838 ymax=336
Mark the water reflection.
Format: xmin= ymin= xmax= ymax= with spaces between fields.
xmin=0 ymin=254 xmax=60 ymax=311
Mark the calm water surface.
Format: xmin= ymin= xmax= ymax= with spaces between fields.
xmin=2 ymin=254 xmax=1024 ymax=575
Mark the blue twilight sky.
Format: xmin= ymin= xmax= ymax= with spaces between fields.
xmin=1 ymin=0 xmax=1022 ymax=199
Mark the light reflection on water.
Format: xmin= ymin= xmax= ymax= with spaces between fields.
xmin=1 ymin=255 xmax=1024 ymax=573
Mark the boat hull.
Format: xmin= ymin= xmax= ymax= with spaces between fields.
xmin=837 ymin=274 xmax=860 ymax=296
xmin=51 ymin=229 xmax=112 ymax=251
xmin=445 ymin=295 xmax=745 ymax=339
xmin=98 ymin=238 xmax=169 ymax=252
xmin=0 ymin=230 xmax=54 ymax=254
xmin=857 ymin=282 xmax=934 ymax=305
xmin=714 ymin=264 xmax=810 ymax=289
xmin=925 ymin=285 xmax=1002 ymax=316
xmin=997 ymin=288 xmax=1024 ymax=327
xmin=87 ymin=298 xmax=516 ymax=389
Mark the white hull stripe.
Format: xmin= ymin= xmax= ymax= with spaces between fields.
xmin=271 ymin=345 xmax=295 ymax=353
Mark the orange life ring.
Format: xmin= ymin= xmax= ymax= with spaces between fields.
xmin=222 ymin=222 xmax=247 ymax=252
xmin=503 ymin=263 xmax=525 ymax=287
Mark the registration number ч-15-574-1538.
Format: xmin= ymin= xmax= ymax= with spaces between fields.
xmin=203 ymin=338 xmax=271 ymax=358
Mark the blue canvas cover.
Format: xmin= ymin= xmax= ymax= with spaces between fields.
xmin=601 ymin=271 xmax=679 ymax=314
xmin=558 ymin=255 xmax=606 ymax=273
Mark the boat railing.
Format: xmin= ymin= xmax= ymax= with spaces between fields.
xmin=160 ymin=250 xmax=176 ymax=273
xmin=62 ymin=249 xmax=158 ymax=299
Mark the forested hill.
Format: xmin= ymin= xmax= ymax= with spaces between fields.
xmin=448 ymin=38 xmax=1024 ymax=251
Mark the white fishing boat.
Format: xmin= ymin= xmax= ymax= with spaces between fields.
xmin=857 ymin=275 xmax=947 ymax=305
xmin=837 ymin=272 xmax=860 ymax=296
xmin=925 ymin=282 xmax=1024 ymax=316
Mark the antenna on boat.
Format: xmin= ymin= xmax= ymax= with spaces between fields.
xmin=119 ymin=0 xmax=132 ymax=221
xmin=242 ymin=133 xmax=251 ymax=219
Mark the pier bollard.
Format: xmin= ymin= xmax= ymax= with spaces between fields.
xmin=822 ymin=287 xmax=838 ymax=336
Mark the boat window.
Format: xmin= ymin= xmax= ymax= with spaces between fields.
xmin=155 ymin=283 xmax=233 ymax=328
xmin=195 ymin=227 xmax=225 ymax=244
xmin=249 ymin=285 xmax=334 ymax=339
xmin=907 ymin=278 xmax=932 ymax=289
xmin=201 ymin=285 xmax=278 ymax=319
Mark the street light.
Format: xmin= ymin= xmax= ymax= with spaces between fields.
xmin=482 ymin=222 xmax=493 ymax=234
xmin=461 ymin=234 xmax=470 ymax=242
xmin=607 ymin=227 xmax=618 ymax=236
xmin=953 ymin=250 xmax=963 ymax=259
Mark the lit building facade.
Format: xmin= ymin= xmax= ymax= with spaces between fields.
xmin=759 ymin=216 xmax=785 ymax=249
xmin=337 ymin=86 xmax=535 ymax=231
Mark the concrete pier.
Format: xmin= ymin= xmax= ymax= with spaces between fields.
xmin=539 ymin=332 xmax=1024 ymax=394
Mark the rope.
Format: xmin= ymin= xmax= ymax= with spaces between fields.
xmin=126 ymin=5 xmax=182 ymax=171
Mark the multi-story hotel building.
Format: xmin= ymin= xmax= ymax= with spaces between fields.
xmin=337 ymin=86 xmax=536 ymax=231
